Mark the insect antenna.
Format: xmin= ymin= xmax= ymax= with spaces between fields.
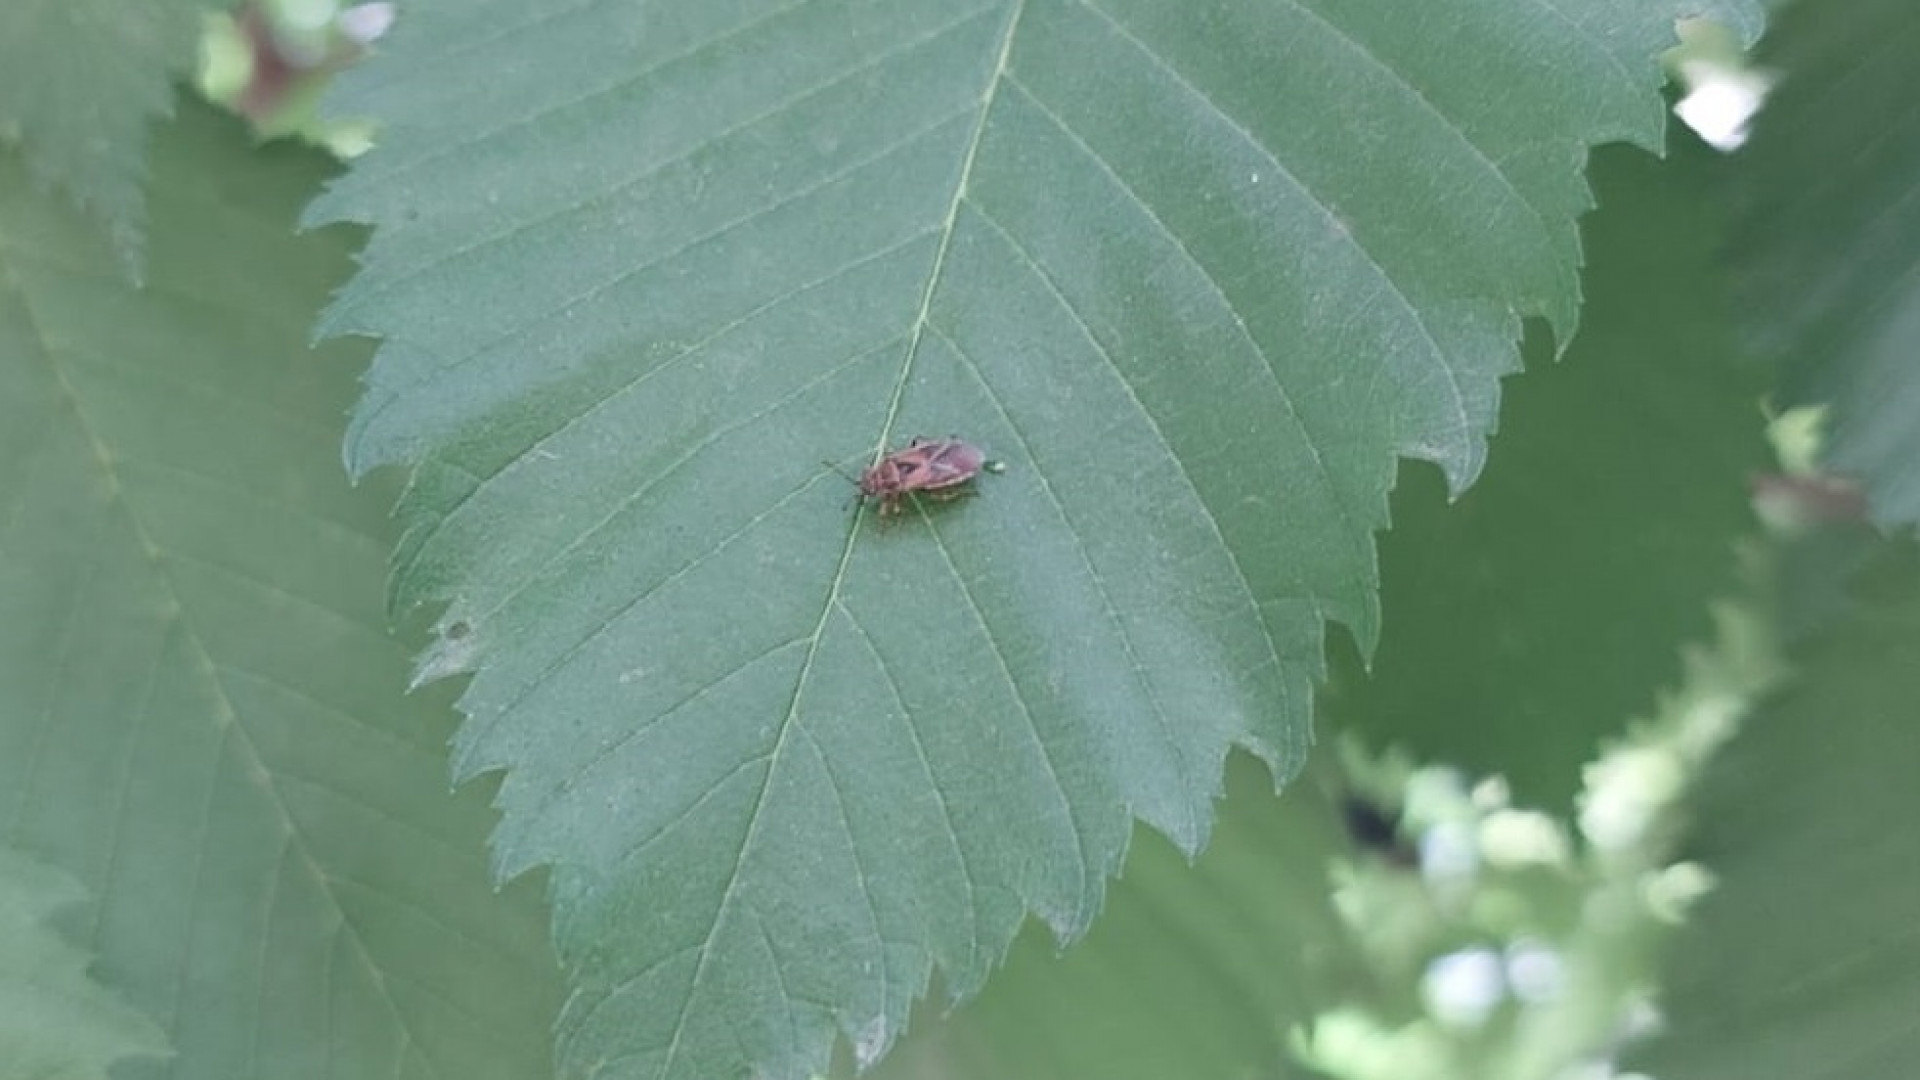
xmin=821 ymin=459 xmax=863 ymax=487
xmin=822 ymin=458 xmax=869 ymax=512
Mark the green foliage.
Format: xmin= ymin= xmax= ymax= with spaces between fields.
xmin=301 ymin=2 xmax=1758 ymax=1075
xmin=872 ymin=135 xmax=1777 ymax=1080
xmin=0 ymin=0 xmax=210 ymax=274
xmin=1638 ymin=547 xmax=1920 ymax=1079
xmin=0 ymin=848 xmax=170 ymax=1079
xmin=1331 ymin=144 xmax=1768 ymax=808
xmin=0 ymin=103 xmax=559 ymax=1080
xmin=1301 ymin=596 xmax=1782 ymax=1080
xmin=870 ymin=754 xmax=1348 ymax=1080
xmin=20 ymin=3 xmax=1920 ymax=1080
xmin=1730 ymin=0 xmax=1920 ymax=524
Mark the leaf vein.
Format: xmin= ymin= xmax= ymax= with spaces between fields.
xmin=916 ymin=497 xmax=1092 ymax=921
xmin=869 ymin=0 xmax=1027 ymax=457
xmin=797 ymin=724 xmax=891 ymax=1044
xmin=461 ymin=461 xmax=835 ymax=765
xmin=395 ymin=225 xmax=941 ymax=601
xmin=454 ymin=334 xmax=895 ymax=744
xmin=572 ymin=944 xmax=707 ymax=1075
xmin=5 ymin=229 xmax=456 ymax=1071
xmin=349 ymin=100 xmax=974 ymax=454
xmin=160 ymin=547 xmax=387 ymax=642
xmin=127 ymin=458 xmax=389 ymax=553
xmin=261 ymin=761 xmax=491 ymax=872
xmin=963 ymin=198 xmax=1292 ymax=688
xmin=1070 ymin=1 xmax=1475 ymax=458
xmin=389 ymin=0 xmax=610 ymax=99
xmin=653 ymin=14 xmax=1034 ymax=1065
xmin=0 ymin=409 xmax=58 ymax=541
xmin=750 ymin=909 xmax=801 ymax=1066
xmin=367 ymin=3 xmax=992 ymax=303
xmin=526 ymin=634 xmax=809 ymax=829
xmin=931 ymin=322 xmax=1198 ymax=843
xmin=5 ymin=559 xmax=94 ymax=835
xmin=1515 ymin=0 xmax=1644 ymax=105
xmin=1278 ymin=0 xmax=1560 ymax=258
xmin=161 ymin=722 xmax=232 ymax=1043
xmin=244 ymin=836 xmax=289 ymax=1080
xmin=1001 ymin=75 xmax=1374 ymax=617
xmin=655 ymin=728 xmax=790 ymax=1080
xmin=382 ymin=0 xmax=819 ymax=185
xmin=85 ymin=631 xmax=168 ymax=945
xmin=834 ymin=602 xmax=982 ymax=977
xmin=602 ymin=750 xmax=784 ymax=881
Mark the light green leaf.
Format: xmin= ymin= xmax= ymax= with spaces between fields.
xmin=1728 ymin=0 xmax=1920 ymax=524
xmin=0 ymin=0 xmax=210 ymax=274
xmin=306 ymin=2 xmax=1761 ymax=1077
xmin=0 ymin=848 xmax=170 ymax=1080
xmin=1331 ymin=143 xmax=1768 ymax=809
xmin=1635 ymin=546 xmax=1920 ymax=1080
xmin=0 ymin=102 xmax=560 ymax=1080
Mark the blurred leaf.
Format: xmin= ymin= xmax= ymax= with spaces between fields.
xmin=307 ymin=2 xmax=1761 ymax=1077
xmin=868 ymin=754 xmax=1347 ymax=1080
xmin=1330 ymin=143 xmax=1767 ymax=808
xmin=1636 ymin=544 xmax=1920 ymax=1080
xmin=1728 ymin=0 xmax=1920 ymax=524
xmin=0 ymin=0 xmax=211 ymax=274
xmin=0 ymin=102 xmax=560 ymax=1080
xmin=0 ymin=848 xmax=170 ymax=1080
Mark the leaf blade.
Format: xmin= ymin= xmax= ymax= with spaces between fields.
xmin=0 ymin=103 xmax=561 ymax=1080
xmin=308 ymin=2 xmax=1763 ymax=1077
xmin=0 ymin=848 xmax=171 ymax=1080
xmin=0 ymin=0 xmax=209 ymax=272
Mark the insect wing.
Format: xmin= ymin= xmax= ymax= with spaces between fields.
xmin=903 ymin=437 xmax=986 ymax=491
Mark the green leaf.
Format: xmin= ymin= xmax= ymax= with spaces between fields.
xmin=1635 ymin=545 xmax=1920 ymax=1080
xmin=869 ymin=755 xmax=1346 ymax=1080
xmin=306 ymin=2 xmax=1762 ymax=1077
xmin=1728 ymin=0 xmax=1920 ymax=524
xmin=0 ymin=848 xmax=170 ymax=1080
xmin=0 ymin=102 xmax=560 ymax=1080
xmin=877 ymin=140 xmax=1770 ymax=1080
xmin=1331 ymin=142 xmax=1768 ymax=808
xmin=0 ymin=0 xmax=210 ymax=274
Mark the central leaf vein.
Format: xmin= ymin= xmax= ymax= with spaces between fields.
xmin=656 ymin=3 xmax=1031 ymax=1071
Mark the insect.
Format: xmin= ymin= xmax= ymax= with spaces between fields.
xmin=845 ymin=435 xmax=988 ymax=517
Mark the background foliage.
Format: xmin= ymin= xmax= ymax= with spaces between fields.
xmin=1728 ymin=0 xmax=1920 ymax=526
xmin=2 ymin=1 xmax=1916 ymax=1079
xmin=1636 ymin=550 xmax=1920 ymax=1080
xmin=1 ymin=104 xmax=559 ymax=1080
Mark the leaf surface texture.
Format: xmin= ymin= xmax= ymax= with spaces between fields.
xmin=308 ymin=2 xmax=1762 ymax=1075
xmin=0 ymin=104 xmax=561 ymax=1080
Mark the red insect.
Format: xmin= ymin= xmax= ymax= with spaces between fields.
xmin=851 ymin=435 xmax=988 ymax=517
